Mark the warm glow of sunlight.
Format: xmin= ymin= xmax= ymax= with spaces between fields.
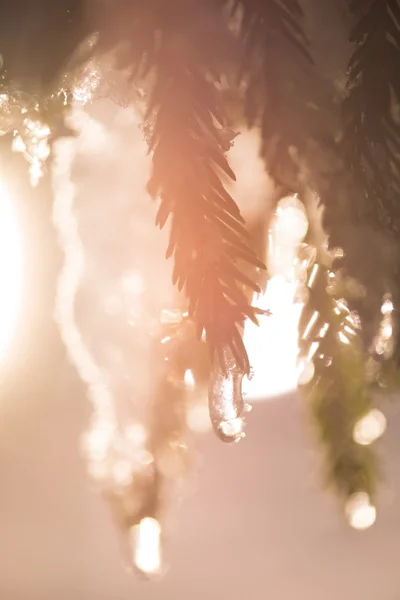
xmin=0 ymin=180 xmax=23 ymax=361
xmin=243 ymin=195 xmax=308 ymax=400
xmin=243 ymin=277 xmax=303 ymax=399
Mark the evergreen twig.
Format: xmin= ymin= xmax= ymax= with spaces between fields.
xmin=299 ymin=264 xmax=378 ymax=500
xmin=224 ymin=0 xmax=323 ymax=188
xmin=343 ymin=0 xmax=400 ymax=232
xmin=95 ymin=0 xmax=265 ymax=372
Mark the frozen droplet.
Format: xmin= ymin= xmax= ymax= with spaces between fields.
xmin=381 ymin=295 xmax=394 ymax=315
xmin=353 ymin=409 xmax=386 ymax=446
xmin=219 ymin=417 xmax=244 ymax=441
xmin=130 ymin=518 xmax=162 ymax=576
xmin=345 ymin=492 xmax=376 ymax=530
xmin=208 ymin=346 xmax=245 ymax=443
xmin=382 ymin=323 xmax=393 ymax=339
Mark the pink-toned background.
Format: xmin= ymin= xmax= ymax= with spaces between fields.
xmin=0 ymin=1 xmax=399 ymax=599
xmin=1 ymin=366 xmax=399 ymax=599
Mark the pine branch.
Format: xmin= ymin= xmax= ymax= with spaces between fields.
xmin=224 ymin=0 xmax=324 ymax=188
xmin=95 ymin=0 xmax=264 ymax=372
xmin=299 ymin=264 xmax=379 ymax=500
xmin=331 ymin=0 xmax=400 ymax=369
xmin=343 ymin=0 xmax=400 ymax=232
xmin=148 ymin=39 xmax=263 ymax=373
xmin=310 ymin=343 xmax=378 ymax=499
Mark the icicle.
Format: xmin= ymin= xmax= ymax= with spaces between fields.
xmin=130 ymin=517 xmax=162 ymax=577
xmin=105 ymin=463 xmax=164 ymax=578
xmin=371 ymin=293 xmax=395 ymax=359
xmin=208 ymin=346 xmax=245 ymax=443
